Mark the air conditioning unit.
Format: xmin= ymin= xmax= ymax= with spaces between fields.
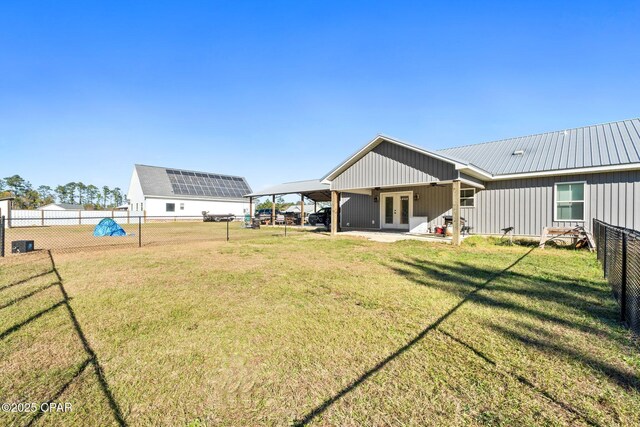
xmin=12 ymin=240 xmax=34 ymax=254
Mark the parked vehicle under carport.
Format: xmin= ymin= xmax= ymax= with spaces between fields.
xmin=308 ymin=207 xmax=331 ymax=226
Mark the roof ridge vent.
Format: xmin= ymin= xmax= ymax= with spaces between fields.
xmin=512 ymin=149 xmax=525 ymax=156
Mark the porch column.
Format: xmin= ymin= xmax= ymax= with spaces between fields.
xmin=452 ymin=180 xmax=461 ymax=245
xmin=300 ymin=195 xmax=305 ymax=226
xmin=331 ymin=191 xmax=340 ymax=235
xmin=272 ymin=195 xmax=276 ymax=226
xmin=249 ymin=197 xmax=253 ymax=219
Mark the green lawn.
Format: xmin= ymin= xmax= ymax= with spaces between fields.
xmin=1 ymin=229 xmax=639 ymax=426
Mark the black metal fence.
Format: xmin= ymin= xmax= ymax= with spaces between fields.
xmin=593 ymin=219 xmax=640 ymax=336
xmin=0 ymin=215 xmax=296 ymax=257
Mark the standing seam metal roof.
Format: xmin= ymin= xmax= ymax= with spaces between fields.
xmin=436 ymin=118 xmax=640 ymax=176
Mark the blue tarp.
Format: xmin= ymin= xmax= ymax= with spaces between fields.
xmin=93 ymin=218 xmax=127 ymax=237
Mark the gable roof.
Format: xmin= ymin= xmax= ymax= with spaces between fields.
xmin=323 ymin=118 xmax=640 ymax=183
xmin=134 ymin=164 xmax=251 ymax=200
xmin=322 ymin=135 xmax=492 ymax=183
xmin=437 ymin=118 xmax=640 ymax=177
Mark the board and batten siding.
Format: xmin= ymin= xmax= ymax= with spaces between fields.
xmin=465 ymin=170 xmax=640 ymax=236
xmin=331 ymin=141 xmax=457 ymax=191
xmin=341 ymin=185 xmax=457 ymax=230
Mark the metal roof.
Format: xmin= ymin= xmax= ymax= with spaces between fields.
xmin=245 ymin=179 xmax=331 ymax=201
xmin=135 ymin=164 xmax=251 ymax=200
xmin=437 ymin=118 xmax=640 ymax=176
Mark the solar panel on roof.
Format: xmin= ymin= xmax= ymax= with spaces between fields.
xmin=165 ymin=169 xmax=250 ymax=198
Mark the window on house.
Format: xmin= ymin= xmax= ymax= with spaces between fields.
xmin=555 ymin=182 xmax=585 ymax=221
xmin=460 ymin=188 xmax=475 ymax=207
xmin=180 ymin=203 xmax=184 ymax=210
xmin=166 ymin=203 xmax=175 ymax=212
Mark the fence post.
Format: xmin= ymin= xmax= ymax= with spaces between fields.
xmin=226 ymin=219 xmax=229 ymax=242
xmin=0 ymin=216 xmax=5 ymax=257
xmin=285 ymin=218 xmax=287 ymax=237
xmin=41 ymin=209 xmax=45 ymax=227
xmin=621 ymin=232 xmax=628 ymax=323
xmin=138 ymin=216 xmax=142 ymax=248
xmin=603 ymin=227 xmax=608 ymax=278
xmin=79 ymin=210 xmax=82 ymax=225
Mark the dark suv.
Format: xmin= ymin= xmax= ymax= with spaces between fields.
xmin=308 ymin=207 xmax=331 ymax=226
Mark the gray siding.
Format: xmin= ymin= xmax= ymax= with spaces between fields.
xmin=332 ymin=141 xmax=457 ymax=191
xmin=341 ymin=186 xmax=456 ymax=230
xmin=465 ymin=170 xmax=640 ymax=236
xmin=340 ymin=170 xmax=640 ymax=236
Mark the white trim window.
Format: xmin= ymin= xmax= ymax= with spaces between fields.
xmin=555 ymin=182 xmax=585 ymax=221
xmin=460 ymin=188 xmax=475 ymax=207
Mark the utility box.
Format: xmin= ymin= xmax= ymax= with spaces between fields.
xmin=12 ymin=240 xmax=34 ymax=254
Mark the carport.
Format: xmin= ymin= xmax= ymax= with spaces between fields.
xmin=244 ymin=179 xmax=331 ymax=225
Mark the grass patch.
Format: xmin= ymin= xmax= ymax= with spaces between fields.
xmin=1 ymin=230 xmax=639 ymax=425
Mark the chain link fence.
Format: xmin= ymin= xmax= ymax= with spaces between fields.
xmin=593 ymin=219 xmax=640 ymax=336
xmin=0 ymin=215 xmax=298 ymax=256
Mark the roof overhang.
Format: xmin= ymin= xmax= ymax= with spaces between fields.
xmin=321 ymin=134 xmax=493 ymax=183
xmin=244 ymin=179 xmax=331 ymax=202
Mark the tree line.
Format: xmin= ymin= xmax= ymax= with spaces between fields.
xmin=0 ymin=174 xmax=125 ymax=210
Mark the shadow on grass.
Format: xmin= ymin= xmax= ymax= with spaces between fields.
xmin=389 ymin=256 xmax=619 ymax=335
xmin=0 ymin=269 xmax=55 ymax=293
xmin=293 ymin=248 xmax=535 ymax=426
xmin=0 ymin=250 xmax=127 ymax=426
xmin=438 ymin=328 xmax=602 ymax=427
xmin=490 ymin=323 xmax=640 ymax=392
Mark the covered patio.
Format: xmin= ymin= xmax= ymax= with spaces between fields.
xmin=322 ymin=135 xmax=490 ymax=244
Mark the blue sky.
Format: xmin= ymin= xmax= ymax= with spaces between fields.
xmin=1 ymin=1 xmax=639 ymax=197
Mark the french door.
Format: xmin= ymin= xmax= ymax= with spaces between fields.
xmin=381 ymin=192 xmax=412 ymax=229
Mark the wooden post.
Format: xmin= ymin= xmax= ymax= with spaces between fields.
xmin=314 ymin=201 xmax=317 ymax=213
xmin=272 ymin=195 xmax=276 ymax=226
xmin=331 ymin=191 xmax=339 ymax=235
xmin=300 ymin=195 xmax=305 ymax=226
xmin=79 ymin=210 xmax=82 ymax=225
xmin=127 ymin=209 xmax=130 ymax=224
xmin=41 ymin=209 xmax=45 ymax=227
xmin=452 ymin=180 xmax=461 ymax=245
xmin=249 ymin=197 xmax=253 ymax=220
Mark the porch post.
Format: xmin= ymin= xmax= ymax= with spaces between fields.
xmin=331 ymin=191 xmax=339 ymax=235
xmin=452 ymin=180 xmax=461 ymax=246
xmin=300 ymin=195 xmax=305 ymax=226
xmin=271 ymin=195 xmax=276 ymax=226
xmin=249 ymin=196 xmax=253 ymax=219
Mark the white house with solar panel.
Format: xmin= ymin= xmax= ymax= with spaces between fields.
xmin=127 ymin=164 xmax=252 ymax=218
